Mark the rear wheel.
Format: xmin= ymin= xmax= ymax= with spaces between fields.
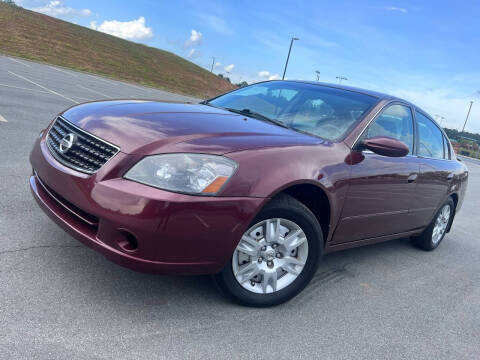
xmin=214 ymin=194 xmax=323 ymax=307
xmin=412 ymin=198 xmax=454 ymax=251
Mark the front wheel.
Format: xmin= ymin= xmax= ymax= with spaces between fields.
xmin=412 ymin=198 xmax=454 ymax=251
xmin=214 ymin=194 xmax=323 ymax=307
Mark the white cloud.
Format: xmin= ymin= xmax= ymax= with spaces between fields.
xmin=185 ymin=29 xmax=202 ymax=47
xmin=214 ymin=62 xmax=222 ymax=68
xmin=198 ymin=14 xmax=232 ymax=35
xmin=385 ymin=6 xmax=408 ymax=13
xmin=258 ymin=71 xmax=280 ymax=80
xmin=224 ymin=64 xmax=235 ymax=73
xmin=30 ymin=0 xmax=92 ymax=19
xmin=90 ymin=17 xmax=153 ymax=40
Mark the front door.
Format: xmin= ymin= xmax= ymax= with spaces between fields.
xmin=332 ymin=103 xmax=419 ymax=244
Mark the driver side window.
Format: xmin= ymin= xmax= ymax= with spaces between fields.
xmin=362 ymin=104 xmax=414 ymax=154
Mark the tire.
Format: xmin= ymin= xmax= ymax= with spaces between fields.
xmin=412 ymin=197 xmax=454 ymax=251
xmin=214 ymin=194 xmax=323 ymax=307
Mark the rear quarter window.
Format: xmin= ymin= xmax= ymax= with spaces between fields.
xmin=416 ymin=112 xmax=444 ymax=159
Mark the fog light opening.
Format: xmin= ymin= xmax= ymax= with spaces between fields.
xmin=118 ymin=231 xmax=138 ymax=252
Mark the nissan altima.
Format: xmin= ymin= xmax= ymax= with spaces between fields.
xmin=30 ymin=81 xmax=468 ymax=306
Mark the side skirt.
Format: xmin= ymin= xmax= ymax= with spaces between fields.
xmin=324 ymin=229 xmax=425 ymax=254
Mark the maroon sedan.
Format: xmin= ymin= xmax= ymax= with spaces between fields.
xmin=30 ymin=81 xmax=468 ymax=306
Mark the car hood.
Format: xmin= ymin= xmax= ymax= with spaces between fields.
xmin=61 ymin=100 xmax=321 ymax=155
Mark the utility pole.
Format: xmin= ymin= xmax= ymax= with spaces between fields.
xmin=461 ymin=101 xmax=474 ymax=133
xmin=315 ymin=70 xmax=320 ymax=82
xmin=210 ymin=57 xmax=215 ymax=73
xmin=282 ymin=37 xmax=299 ymax=80
xmin=336 ymin=76 xmax=348 ymax=84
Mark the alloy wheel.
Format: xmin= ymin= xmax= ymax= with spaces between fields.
xmin=432 ymin=204 xmax=451 ymax=245
xmin=232 ymin=218 xmax=309 ymax=294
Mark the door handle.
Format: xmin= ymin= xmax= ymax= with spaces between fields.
xmin=407 ymin=174 xmax=418 ymax=183
xmin=447 ymin=173 xmax=454 ymax=181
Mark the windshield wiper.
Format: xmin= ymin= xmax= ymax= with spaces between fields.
xmin=224 ymin=108 xmax=288 ymax=128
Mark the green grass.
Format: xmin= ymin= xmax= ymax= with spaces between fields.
xmin=0 ymin=3 xmax=236 ymax=98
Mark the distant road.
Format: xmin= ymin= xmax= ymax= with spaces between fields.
xmin=458 ymin=155 xmax=480 ymax=166
xmin=1 ymin=54 xmax=479 ymax=360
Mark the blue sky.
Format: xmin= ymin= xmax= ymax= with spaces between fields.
xmin=16 ymin=0 xmax=480 ymax=132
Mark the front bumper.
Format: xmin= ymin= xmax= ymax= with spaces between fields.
xmin=30 ymin=137 xmax=264 ymax=275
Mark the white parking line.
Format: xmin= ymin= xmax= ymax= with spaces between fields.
xmin=50 ymin=66 xmax=78 ymax=77
xmin=84 ymin=73 xmax=117 ymax=85
xmin=8 ymin=71 xmax=79 ymax=104
xmin=71 ymin=95 xmax=95 ymax=101
xmin=8 ymin=57 xmax=32 ymax=68
xmin=0 ymin=83 xmax=49 ymax=94
xmin=0 ymin=83 xmax=90 ymax=100
xmin=85 ymin=72 xmax=144 ymax=90
xmin=0 ymin=114 xmax=7 ymax=122
xmin=119 ymin=81 xmax=144 ymax=90
xmin=76 ymin=84 xmax=112 ymax=98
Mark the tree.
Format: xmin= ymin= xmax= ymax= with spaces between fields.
xmin=444 ymin=127 xmax=480 ymax=143
xmin=236 ymin=81 xmax=248 ymax=88
xmin=2 ymin=0 xmax=16 ymax=5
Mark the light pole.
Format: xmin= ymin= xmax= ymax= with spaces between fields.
xmin=435 ymin=114 xmax=445 ymax=126
xmin=336 ymin=76 xmax=348 ymax=84
xmin=315 ymin=70 xmax=320 ymax=81
xmin=282 ymin=37 xmax=299 ymax=80
xmin=210 ymin=57 xmax=215 ymax=73
xmin=461 ymin=101 xmax=474 ymax=133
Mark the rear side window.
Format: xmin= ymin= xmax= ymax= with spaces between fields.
xmin=416 ymin=112 xmax=444 ymax=159
xmin=362 ymin=104 xmax=414 ymax=154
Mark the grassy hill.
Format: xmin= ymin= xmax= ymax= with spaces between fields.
xmin=0 ymin=2 xmax=236 ymax=98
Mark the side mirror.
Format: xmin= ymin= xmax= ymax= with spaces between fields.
xmin=361 ymin=136 xmax=409 ymax=157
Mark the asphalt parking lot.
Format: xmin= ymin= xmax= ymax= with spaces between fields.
xmin=1 ymin=55 xmax=479 ymax=360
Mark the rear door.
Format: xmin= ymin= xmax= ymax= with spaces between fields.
xmin=409 ymin=111 xmax=453 ymax=228
xmin=332 ymin=103 xmax=420 ymax=244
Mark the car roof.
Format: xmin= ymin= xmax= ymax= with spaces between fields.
xmin=271 ymin=80 xmax=397 ymax=100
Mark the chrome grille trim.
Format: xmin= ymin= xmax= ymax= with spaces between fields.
xmin=46 ymin=116 xmax=120 ymax=174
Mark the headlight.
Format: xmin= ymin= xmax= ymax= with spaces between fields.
xmin=124 ymin=153 xmax=237 ymax=195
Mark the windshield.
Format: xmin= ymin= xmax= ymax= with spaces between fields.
xmin=208 ymin=81 xmax=379 ymax=141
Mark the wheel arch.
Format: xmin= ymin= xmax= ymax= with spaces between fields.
xmin=450 ymin=192 xmax=459 ymax=209
xmin=268 ymin=181 xmax=332 ymax=244
xmin=446 ymin=193 xmax=459 ymax=233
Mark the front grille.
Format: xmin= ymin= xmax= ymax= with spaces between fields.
xmin=46 ymin=116 xmax=119 ymax=174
